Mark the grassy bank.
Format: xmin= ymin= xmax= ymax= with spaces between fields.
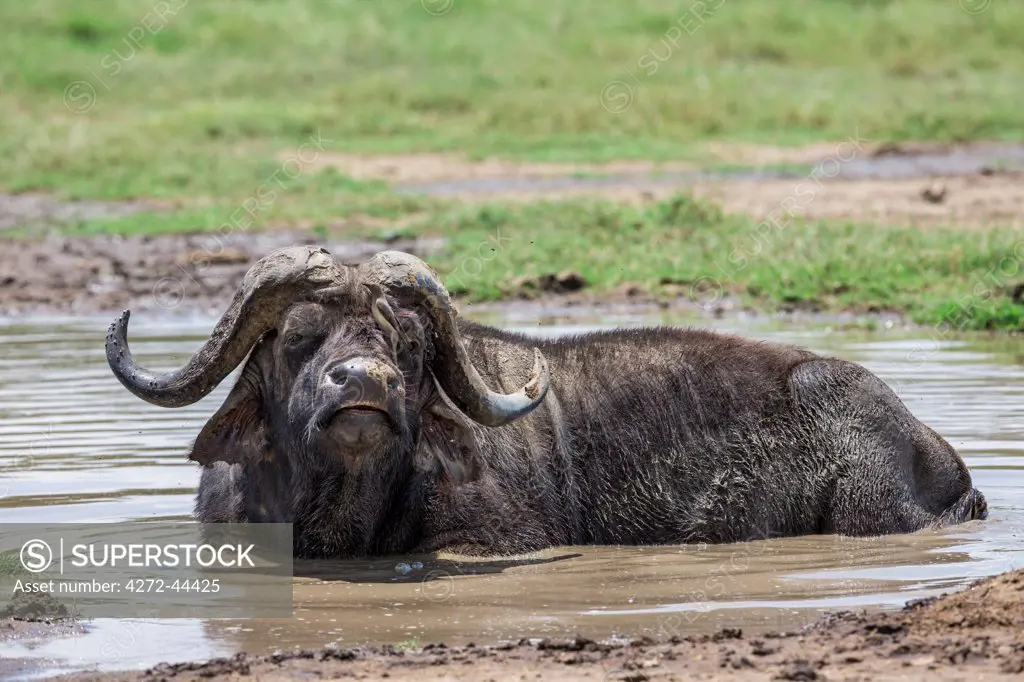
xmin=16 ymin=190 xmax=1024 ymax=331
xmin=0 ymin=0 xmax=1021 ymax=205
xmin=425 ymin=195 xmax=1024 ymax=332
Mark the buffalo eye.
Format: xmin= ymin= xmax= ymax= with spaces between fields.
xmin=282 ymin=329 xmax=322 ymax=355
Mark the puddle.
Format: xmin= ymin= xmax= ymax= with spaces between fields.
xmin=0 ymin=310 xmax=1022 ymax=677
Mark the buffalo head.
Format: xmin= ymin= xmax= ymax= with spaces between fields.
xmin=105 ymin=247 xmax=549 ymax=473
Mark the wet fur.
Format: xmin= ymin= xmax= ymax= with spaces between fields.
xmin=193 ymin=298 xmax=987 ymax=558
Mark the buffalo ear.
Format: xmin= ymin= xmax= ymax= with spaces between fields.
xmin=188 ymin=352 xmax=269 ymax=467
xmin=416 ymin=383 xmax=481 ymax=486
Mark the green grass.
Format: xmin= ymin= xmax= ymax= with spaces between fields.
xmin=0 ymin=0 xmax=1022 ymax=203
xmin=423 ymin=195 xmax=1024 ymax=332
xmin=1 ymin=2 xmax=1022 ymax=330
xmin=0 ymin=552 xmax=24 ymax=577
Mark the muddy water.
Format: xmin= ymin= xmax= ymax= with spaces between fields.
xmin=1 ymin=310 xmax=1022 ymax=677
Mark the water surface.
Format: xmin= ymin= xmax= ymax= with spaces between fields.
xmin=0 ymin=309 xmax=1021 ymax=677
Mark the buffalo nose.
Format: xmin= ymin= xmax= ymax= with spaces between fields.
xmin=323 ymin=357 xmax=397 ymax=403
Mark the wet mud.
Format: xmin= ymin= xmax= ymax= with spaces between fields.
xmin=0 ymin=230 xmax=441 ymax=316
xmin=0 ymin=227 xmax=736 ymax=318
xmin=0 ymin=592 xmax=86 ymax=682
xmin=35 ymin=568 xmax=1024 ymax=681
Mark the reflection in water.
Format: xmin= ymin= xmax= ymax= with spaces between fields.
xmin=0 ymin=311 xmax=1022 ymax=674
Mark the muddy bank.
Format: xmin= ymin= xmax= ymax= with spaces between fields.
xmin=0 ymin=229 xmax=909 ymax=325
xmin=0 ymin=230 xmax=741 ymax=319
xmin=0 ymin=618 xmax=87 ymax=680
xmin=0 ymin=231 xmax=441 ymax=316
xmin=1 ymin=592 xmax=86 ymax=682
xmin=3 ymin=173 xmax=1022 ymax=318
xmin=2 ymin=141 xmax=1024 ymax=317
xmin=40 ymin=568 xmax=1024 ymax=681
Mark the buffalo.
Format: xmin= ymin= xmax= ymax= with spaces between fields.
xmin=106 ymin=246 xmax=987 ymax=558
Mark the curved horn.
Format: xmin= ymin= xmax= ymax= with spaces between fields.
xmin=106 ymin=245 xmax=347 ymax=407
xmin=357 ymin=251 xmax=549 ymax=427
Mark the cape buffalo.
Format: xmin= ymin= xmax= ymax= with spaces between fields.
xmin=106 ymin=246 xmax=987 ymax=558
